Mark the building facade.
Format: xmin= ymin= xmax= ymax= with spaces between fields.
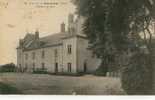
xmin=17 ymin=14 xmax=101 ymax=74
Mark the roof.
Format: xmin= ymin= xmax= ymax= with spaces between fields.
xmin=18 ymin=32 xmax=87 ymax=51
xmin=40 ymin=32 xmax=69 ymax=47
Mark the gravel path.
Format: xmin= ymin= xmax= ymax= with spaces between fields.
xmin=0 ymin=73 xmax=125 ymax=95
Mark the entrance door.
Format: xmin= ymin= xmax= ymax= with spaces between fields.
xmin=84 ymin=62 xmax=87 ymax=73
xmin=55 ymin=63 xmax=58 ymax=73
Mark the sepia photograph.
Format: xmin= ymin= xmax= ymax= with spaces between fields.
xmin=0 ymin=0 xmax=155 ymax=96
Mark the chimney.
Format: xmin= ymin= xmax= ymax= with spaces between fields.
xmin=35 ymin=29 xmax=40 ymax=47
xmin=19 ymin=39 xmax=23 ymax=48
xmin=61 ymin=22 xmax=65 ymax=33
xmin=35 ymin=29 xmax=39 ymax=39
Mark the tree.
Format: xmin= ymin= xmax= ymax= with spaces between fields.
xmin=73 ymin=0 xmax=155 ymax=94
xmin=73 ymin=0 xmax=119 ymax=76
xmin=0 ymin=63 xmax=16 ymax=72
xmin=121 ymin=51 xmax=153 ymax=94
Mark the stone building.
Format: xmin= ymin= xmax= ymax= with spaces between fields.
xmin=16 ymin=14 xmax=101 ymax=74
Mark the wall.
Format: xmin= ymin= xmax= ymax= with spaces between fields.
xmin=17 ymin=36 xmax=101 ymax=74
xmin=19 ymin=45 xmax=63 ymax=73
xmin=62 ymin=37 xmax=77 ymax=73
xmin=17 ymin=48 xmax=24 ymax=69
xmin=77 ymin=37 xmax=101 ymax=73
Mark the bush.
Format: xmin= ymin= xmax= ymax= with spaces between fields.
xmin=48 ymin=72 xmax=84 ymax=77
xmin=33 ymin=68 xmax=48 ymax=74
xmin=121 ymin=52 xmax=153 ymax=95
xmin=0 ymin=63 xmax=16 ymax=72
xmin=94 ymin=67 xmax=107 ymax=76
xmin=0 ymin=82 xmax=22 ymax=94
xmin=94 ymin=61 xmax=108 ymax=76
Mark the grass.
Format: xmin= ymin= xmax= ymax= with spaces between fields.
xmin=0 ymin=73 xmax=124 ymax=95
xmin=0 ymin=82 xmax=22 ymax=94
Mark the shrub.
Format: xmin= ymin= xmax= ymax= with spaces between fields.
xmin=48 ymin=72 xmax=84 ymax=77
xmin=94 ymin=67 xmax=107 ymax=76
xmin=33 ymin=68 xmax=48 ymax=74
xmin=0 ymin=63 xmax=16 ymax=72
xmin=94 ymin=61 xmax=108 ymax=76
xmin=0 ymin=82 xmax=22 ymax=94
xmin=121 ymin=52 xmax=153 ymax=95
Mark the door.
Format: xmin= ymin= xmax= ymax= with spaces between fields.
xmin=84 ymin=61 xmax=87 ymax=73
xmin=67 ymin=63 xmax=72 ymax=73
xmin=55 ymin=63 xmax=58 ymax=73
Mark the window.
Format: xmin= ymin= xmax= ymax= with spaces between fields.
xmin=67 ymin=63 xmax=72 ymax=72
xmin=32 ymin=52 xmax=35 ymax=60
xmin=67 ymin=45 xmax=72 ymax=54
xmin=19 ymin=53 xmax=21 ymax=58
xmin=19 ymin=64 xmax=21 ymax=68
xmin=33 ymin=63 xmax=35 ymax=70
xmin=41 ymin=63 xmax=45 ymax=70
xmin=19 ymin=64 xmax=22 ymax=71
xmin=54 ymin=49 xmax=58 ymax=57
xmin=25 ymin=54 xmax=28 ymax=60
xmin=92 ymin=52 xmax=95 ymax=58
xmin=42 ymin=51 xmax=45 ymax=59
xmin=25 ymin=63 xmax=28 ymax=68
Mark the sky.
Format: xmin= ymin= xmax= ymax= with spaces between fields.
xmin=0 ymin=0 xmax=76 ymax=65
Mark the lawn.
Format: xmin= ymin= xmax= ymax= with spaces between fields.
xmin=0 ymin=73 xmax=125 ymax=95
xmin=0 ymin=82 xmax=22 ymax=94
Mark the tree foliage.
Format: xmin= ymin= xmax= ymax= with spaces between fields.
xmin=122 ymin=51 xmax=153 ymax=94
xmin=73 ymin=0 xmax=155 ymax=94
xmin=0 ymin=63 xmax=16 ymax=72
xmin=73 ymin=0 xmax=155 ymax=50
